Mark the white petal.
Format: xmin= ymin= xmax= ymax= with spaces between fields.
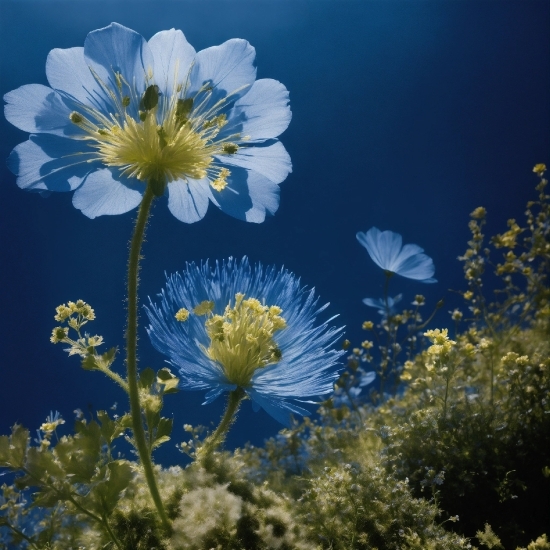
xmin=46 ymin=47 xmax=110 ymax=112
xmin=72 ymin=168 xmax=143 ymax=218
xmin=84 ymin=23 xmax=154 ymax=98
xmin=210 ymin=167 xmax=280 ymax=223
xmin=4 ymin=84 xmax=76 ymax=136
xmin=148 ymin=29 xmax=196 ymax=97
xmin=218 ymin=141 xmax=291 ymax=184
xmin=7 ymin=134 xmax=93 ymax=191
xmin=189 ymin=38 xmax=256 ymax=96
xmin=167 ymin=178 xmax=211 ymax=223
xmin=231 ymin=79 xmax=291 ymax=141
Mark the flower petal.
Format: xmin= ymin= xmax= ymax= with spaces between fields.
xmin=7 ymin=134 xmax=94 ymax=192
xmin=189 ymin=38 xmax=256 ymax=97
xmin=209 ymin=167 xmax=280 ymax=223
xmin=357 ymin=228 xmax=403 ymax=272
xmin=246 ymin=389 xmax=311 ymax=427
xmin=167 ymin=177 xmax=211 ymax=223
xmin=147 ymin=29 xmax=196 ymax=97
xmin=72 ymin=168 xmax=144 ymax=218
xmin=393 ymin=252 xmax=437 ymax=282
xmin=218 ymin=141 xmax=291 ymax=184
xmin=46 ymin=47 xmax=111 ymax=112
xmin=228 ymin=78 xmax=291 ymax=141
xmin=4 ymin=84 xmax=78 ymax=136
xmin=84 ymin=23 xmax=154 ymax=100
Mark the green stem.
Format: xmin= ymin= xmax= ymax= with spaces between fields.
xmin=21 ymin=466 xmax=123 ymax=550
xmin=97 ymin=363 xmax=129 ymax=393
xmin=199 ymin=388 xmax=245 ymax=463
xmin=125 ymin=185 xmax=170 ymax=531
xmin=383 ymin=271 xmax=392 ymax=318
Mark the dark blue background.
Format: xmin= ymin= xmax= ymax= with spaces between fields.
xmin=1 ymin=0 xmax=548 ymax=465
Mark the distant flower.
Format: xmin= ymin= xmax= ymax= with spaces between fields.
xmin=356 ymin=227 xmax=437 ymax=283
xmin=146 ymin=257 xmax=344 ymax=426
xmin=362 ymin=294 xmax=402 ymax=316
xmin=4 ymin=23 xmax=291 ymax=222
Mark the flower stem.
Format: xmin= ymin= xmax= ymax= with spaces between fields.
xmin=126 ymin=185 xmax=170 ymax=531
xmin=199 ymin=388 xmax=245 ymax=463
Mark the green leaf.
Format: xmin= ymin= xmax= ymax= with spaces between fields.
xmin=152 ymin=436 xmax=170 ymax=449
xmin=54 ymin=421 xmax=101 ymax=483
xmin=88 ymin=460 xmax=133 ymax=516
xmin=157 ymin=368 xmax=179 ymax=394
xmin=0 ymin=425 xmax=29 ymax=468
xmin=26 ymin=447 xmax=65 ymax=481
xmin=81 ymin=354 xmax=98 ymax=371
xmin=98 ymin=348 xmax=117 ymax=369
xmin=139 ymin=367 xmax=156 ymax=389
xmin=97 ymin=411 xmax=128 ymax=444
xmin=156 ymin=418 xmax=173 ymax=441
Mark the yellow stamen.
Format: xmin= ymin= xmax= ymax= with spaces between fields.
xmin=201 ymin=293 xmax=286 ymax=386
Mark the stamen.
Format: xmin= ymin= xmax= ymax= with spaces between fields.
xmin=67 ymin=65 xmax=243 ymax=191
xmin=200 ymin=293 xmax=286 ymax=386
xmin=211 ymin=168 xmax=230 ymax=191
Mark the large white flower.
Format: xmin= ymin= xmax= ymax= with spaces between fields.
xmin=4 ymin=23 xmax=291 ymax=223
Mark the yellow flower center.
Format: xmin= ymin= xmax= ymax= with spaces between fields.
xmin=199 ymin=293 xmax=286 ymax=387
xmin=69 ymin=68 xmax=244 ymax=192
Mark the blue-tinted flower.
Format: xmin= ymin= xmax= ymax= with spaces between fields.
xmin=146 ymin=257 xmax=344 ymax=426
xmin=4 ymin=23 xmax=291 ymax=222
xmin=362 ymin=294 xmax=402 ymax=316
xmin=356 ymin=227 xmax=437 ymax=283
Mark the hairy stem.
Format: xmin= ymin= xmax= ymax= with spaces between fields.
xmin=125 ymin=185 xmax=170 ymax=530
xmin=199 ymin=388 xmax=245 ymax=463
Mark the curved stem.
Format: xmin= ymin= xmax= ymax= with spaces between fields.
xmin=199 ymin=388 xmax=245 ymax=463
xmin=126 ymin=186 xmax=170 ymax=531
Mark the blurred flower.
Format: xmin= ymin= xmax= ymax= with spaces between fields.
xmin=146 ymin=257 xmax=344 ymax=426
xmin=356 ymin=227 xmax=437 ymax=282
xmin=4 ymin=23 xmax=291 ymax=222
xmin=362 ymin=294 xmax=402 ymax=315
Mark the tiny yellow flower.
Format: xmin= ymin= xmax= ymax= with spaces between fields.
xmin=533 ymin=163 xmax=547 ymax=175
xmin=175 ymin=308 xmax=190 ymax=322
xmin=362 ymin=321 xmax=374 ymax=330
xmin=193 ymin=301 xmax=215 ymax=316
xmin=470 ymin=207 xmax=487 ymax=220
xmin=451 ymin=309 xmax=463 ymax=321
xmin=50 ymin=327 xmax=69 ymax=344
xmin=464 ymin=291 xmax=474 ymax=300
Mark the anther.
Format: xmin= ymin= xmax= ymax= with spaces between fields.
xmin=70 ymin=112 xmax=84 ymax=124
xmin=140 ymin=84 xmax=160 ymax=111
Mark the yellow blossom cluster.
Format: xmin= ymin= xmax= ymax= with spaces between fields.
xmin=424 ymin=328 xmax=456 ymax=361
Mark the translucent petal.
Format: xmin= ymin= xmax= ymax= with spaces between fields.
xmin=209 ymin=167 xmax=280 ymax=223
xmin=84 ymin=23 xmax=154 ymax=103
xmin=246 ymin=389 xmax=311 ymax=427
xmin=218 ymin=140 xmax=291 ymax=184
xmin=394 ymin=252 xmax=437 ymax=281
xmin=189 ymin=38 xmax=256 ymax=97
xmin=228 ymin=78 xmax=291 ymax=141
xmin=148 ymin=29 xmax=196 ymax=97
xmin=72 ymin=168 xmax=143 ymax=218
xmin=167 ymin=177 xmax=211 ymax=223
xmin=4 ymin=84 xmax=77 ymax=136
xmin=46 ymin=47 xmax=111 ymax=113
xmin=7 ymin=134 xmax=94 ymax=192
